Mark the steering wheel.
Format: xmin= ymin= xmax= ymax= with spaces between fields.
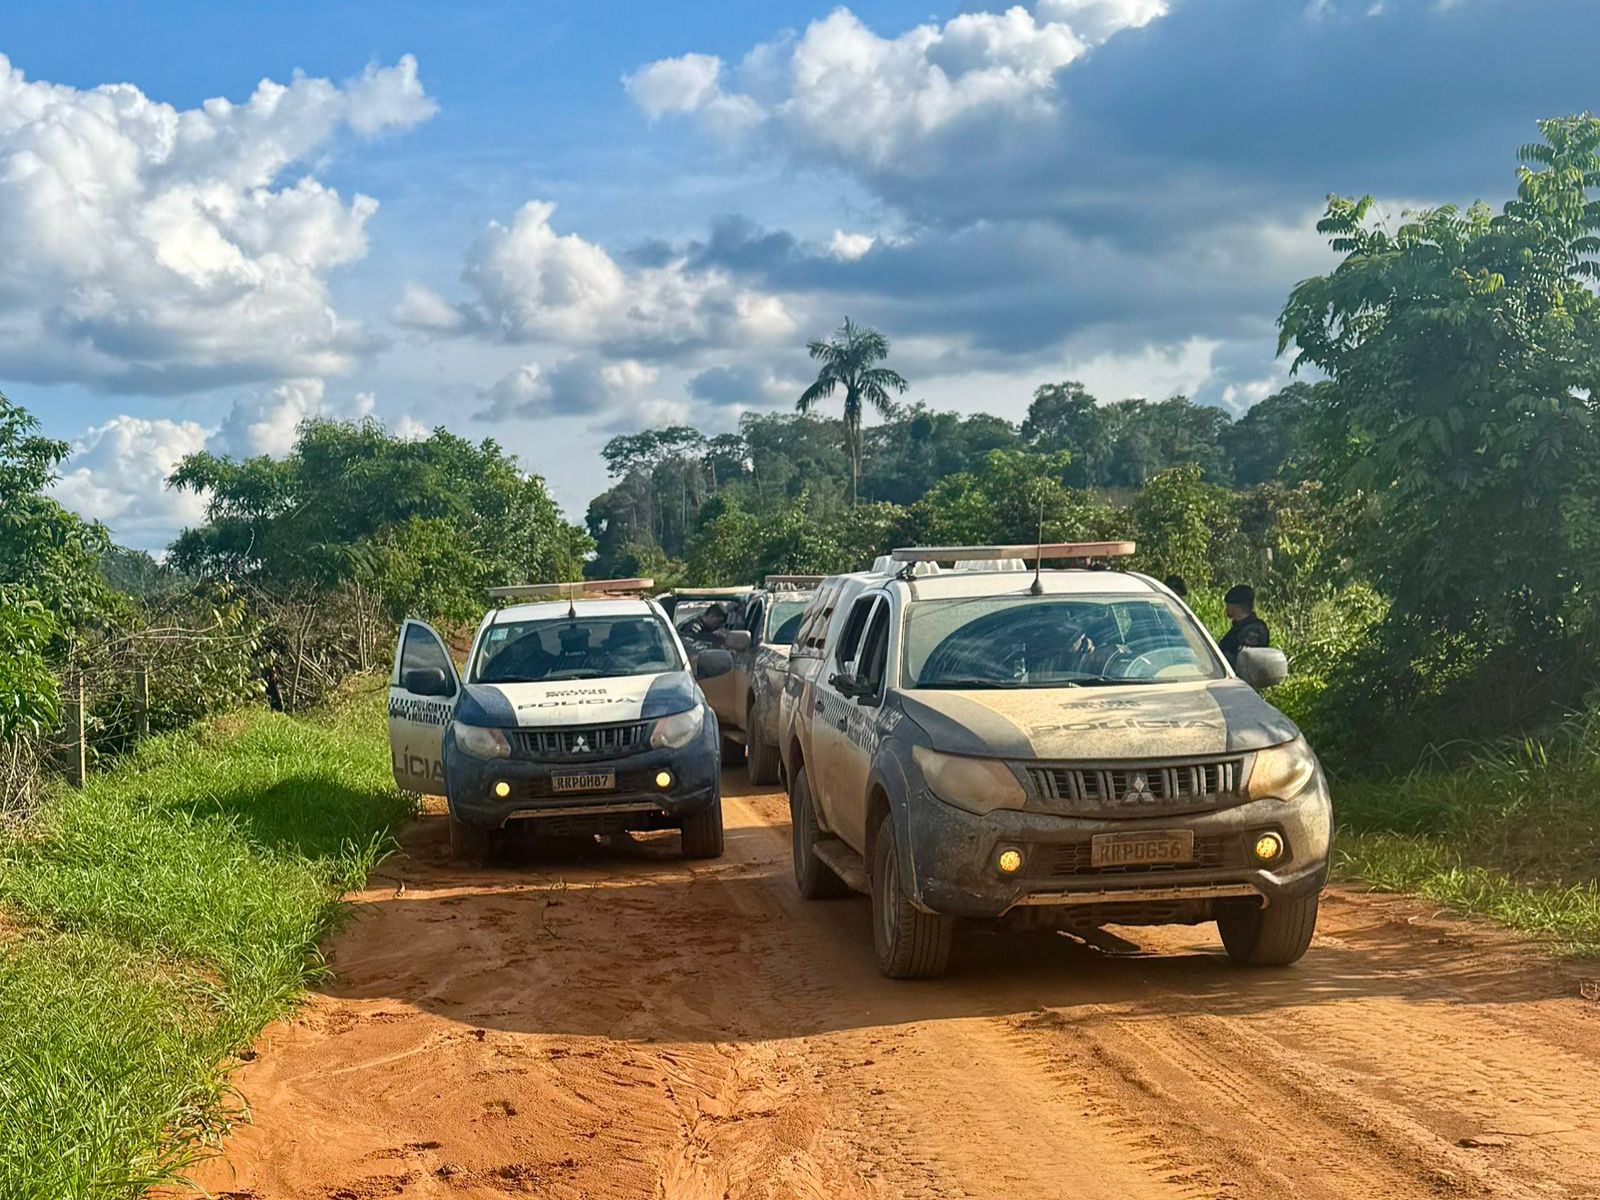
xmin=1097 ymin=645 xmax=1158 ymax=679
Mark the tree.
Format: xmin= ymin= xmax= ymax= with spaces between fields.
xmin=1278 ymin=115 xmax=1600 ymax=645
xmin=797 ymin=318 xmax=908 ymax=506
xmin=1220 ymin=381 xmax=1328 ymax=487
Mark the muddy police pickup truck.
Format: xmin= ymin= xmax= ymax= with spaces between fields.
xmin=778 ymin=544 xmax=1330 ymax=978
xmin=386 ymin=579 xmax=730 ymax=861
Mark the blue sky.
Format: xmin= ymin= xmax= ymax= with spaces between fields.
xmin=2 ymin=0 xmax=1595 ymax=550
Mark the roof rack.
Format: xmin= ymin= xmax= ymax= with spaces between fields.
xmin=661 ymin=586 xmax=752 ymax=598
xmin=488 ymin=578 xmax=655 ymax=601
xmin=764 ymin=574 xmax=825 ymax=589
xmin=889 ymin=541 xmax=1135 ymax=564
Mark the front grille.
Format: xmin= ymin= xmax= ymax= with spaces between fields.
xmin=509 ymin=722 xmax=649 ymax=760
xmin=1028 ymin=758 xmax=1244 ymax=816
xmin=1028 ymin=834 xmax=1247 ymax=879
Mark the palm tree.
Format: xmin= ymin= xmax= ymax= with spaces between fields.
xmin=797 ymin=318 xmax=908 ymax=506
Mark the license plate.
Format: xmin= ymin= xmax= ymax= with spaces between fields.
xmin=551 ymin=771 xmax=616 ymax=794
xmin=1091 ymin=830 xmax=1195 ymax=867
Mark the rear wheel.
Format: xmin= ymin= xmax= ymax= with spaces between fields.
xmin=448 ymin=809 xmax=494 ymax=864
xmin=747 ymin=730 xmax=780 ymax=785
xmin=1217 ymin=892 xmax=1320 ymax=966
xmin=790 ymin=766 xmax=850 ymax=899
xmin=680 ymin=793 xmax=725 ymax=859
xmin=870 ymin=812 xmax=953 ymax=978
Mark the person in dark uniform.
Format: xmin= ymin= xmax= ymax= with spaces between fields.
xmin=1163 ymin=574 xmax=1188 ymax=599
xmin=1218 ymin=584 xmax=1270 ymax=669
xmin=679 ymin=603 xmax=729 ymax=651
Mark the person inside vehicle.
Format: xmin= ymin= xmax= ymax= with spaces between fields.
xmin=1218 ymin=584 xmax=1270 ymax=669
xmin=679 ymin=602 xmax=729 ymax=650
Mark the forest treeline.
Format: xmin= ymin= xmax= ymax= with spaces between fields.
xmin=5 ymin=115 xmax=1600 ymax=786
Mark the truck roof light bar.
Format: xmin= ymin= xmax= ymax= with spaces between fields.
xmin=487 ymin=578 xmax=655 ymax=600
xmin=661 ymin=586 xmax=752 ymax=598
xmin=889 ymin=542 xmax=1136 ymax=563
xmin=764 ymin=574 xmax=825 ymax=588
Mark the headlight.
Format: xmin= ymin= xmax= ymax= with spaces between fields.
xmin=651 ymin=706 xmax=705 ymax=750
xmin=1249 ymin=736 xmax=1320 ymax=799
xmin=912 ymin=746 xmax=1026 ymax=815
xmin=454 ymin=723 xmax=510 ymax=759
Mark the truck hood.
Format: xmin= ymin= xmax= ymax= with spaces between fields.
xmin=894 ymin=679 xmax=1298 ymax=760
xmin=455 ymin=671 xmax=700 ymax=729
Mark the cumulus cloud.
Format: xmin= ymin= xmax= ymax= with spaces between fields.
xmin=476 ymin=355 xmax=662 ymax=421
xmin=392 ymin=282 xmax=465 ymax=331
xmin=687 ymin=363 xmax=799 ymax=410
xmin=50 ymin=416 xmax=211 ymax=552
xmin=456 ymin=199 xmax=795 ymax=355
xmin=627 ymin=4 xmax=1165 ymax=180
xmin=0 ymin=53 xmax=435 ymax=392
xmin=827 ymin=230 xmax=876 ymax=261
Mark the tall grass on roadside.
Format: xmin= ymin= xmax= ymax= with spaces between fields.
xmin=0 ymin=683 xmax=415 ymax=1200
xmin=1335 ymin=708 xmax=1600 ymax=954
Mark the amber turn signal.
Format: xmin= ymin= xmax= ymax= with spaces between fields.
xmin=997 ymin=848 xmax=1024 ymax=874
xmin=1253 ymin=832 xmax=1284 ymax=862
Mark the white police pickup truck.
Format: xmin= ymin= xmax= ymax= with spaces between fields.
xmin=386 ymin=580 xmax=730 ymax=861
xmin=778 ymin=544 xmax=1330 ymax=978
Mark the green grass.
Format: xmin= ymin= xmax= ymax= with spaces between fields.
xmin=0 ymin=682 xmax=415 ymax=1200
xmin=1333 ymin=708 xmax=1600 ymax=955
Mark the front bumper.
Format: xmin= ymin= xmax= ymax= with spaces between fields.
xmin=904 ymin=783 xmax=1332 ymax=921
xmin=444 ymin=715 xmax=720 ymax=832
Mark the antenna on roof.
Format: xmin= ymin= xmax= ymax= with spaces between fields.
xmin=1030 ymin=499 xmax=1046 ymax=596
xmin=567 ymin=586 xmax=578 ymax=619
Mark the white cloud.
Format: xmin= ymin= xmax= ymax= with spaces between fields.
xmin=50 ymin=415 xmax=211 ymax=552
xmin=477 ymin=354 xmax=662 ymax=420
xmin=0 ymin=53 xmax=435 ymax=392
xmin=828 ymin=229 xmax=876 ymax=260
xmin=458 ymin=199 xmax=796 ymax=354
xmin=210 ymin=378 xmax=376 ymax=457
xmin=392 ymin=282 xmax=465 ymax=331
xmin=629 ymin=4 xmax=1166 ymax=175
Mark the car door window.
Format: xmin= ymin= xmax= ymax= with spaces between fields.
xmin=397 ymin=622 xmax=457 ymax=696
xmin=857 ymin=603 xmax=891 ymax=699
xmin=745 ymin=600 xmax=765 ymax=638
xmin=834 ymin=595 xmax=876 ymax=672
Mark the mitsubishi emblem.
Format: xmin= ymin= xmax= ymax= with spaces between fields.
xmin=1124 ymin=772 xmax=1156 ymax=804
xmin=573 ymin=734 xmax=590 ymax=753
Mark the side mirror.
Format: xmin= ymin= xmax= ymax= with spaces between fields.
xmin=829 ymin=671 xmax=870 ymax=699
xmin=1235 ymin=647 xmax=1288 ymax=690
xmin=402 ymin=666 xmax=453 ymax=697
xmin=723 ymin=629 xmax=753 ymax=653
xmin=695 ymin=649 xmax=734 ymax=680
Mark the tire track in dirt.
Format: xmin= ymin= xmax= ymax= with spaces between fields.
xmin=182 ymin=772 xmax=1600 ymax=1200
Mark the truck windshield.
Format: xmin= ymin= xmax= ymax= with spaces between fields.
xmin=765 ymin=598 xmax=812 ymax=645
xmin=903 ymin=594 xmax=1223 ymax=688
xmin=473 ymin=616 xmax=682 ymax=683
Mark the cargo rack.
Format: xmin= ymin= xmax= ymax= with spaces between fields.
xmin=764 ymin=574 xmax=825 ymax=589
xmin=889 ymin=542 xmax=1135 ymax=563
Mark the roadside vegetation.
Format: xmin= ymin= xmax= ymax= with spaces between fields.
xmin=0 ymin=684 xmax=411 ymax=1200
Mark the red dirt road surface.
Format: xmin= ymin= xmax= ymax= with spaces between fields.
xmin=188 ymin=772 xmax=1600 ymax=1200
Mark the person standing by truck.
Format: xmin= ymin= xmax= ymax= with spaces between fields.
xmin=1218 ymin=584 xmax=1271 ymax=669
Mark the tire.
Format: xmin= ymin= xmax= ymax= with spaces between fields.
xmin=721 ymin=735 xmax=746 ymax=766
xmin=870 ymin=812 xmax=952 ymax=979
xmin=680 ymin=793 xmax=725 ymax=859
xmin=747 ymin=732 xmax=780 ymax=786
xmin=789 ymin=767 xmax=851 ymax=899
xmin=448 ymin=809 xmax=494 ymax=864
xmin=1217 ymin=892 xmax=1320 ymax=966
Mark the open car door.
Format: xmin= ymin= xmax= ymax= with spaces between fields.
xmin=387 ymin=618 xmax=460 ymax=794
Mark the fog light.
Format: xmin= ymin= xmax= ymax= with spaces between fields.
xmin=493 ymin=780 xmax=512 ymax=799
xmin=997 ymin=848 xmax=1023 ymax=874
xmin=1253 ymin=832 xmax=1284 ymax=862
xmin=655 ymin=770 xmax=673 ymax=790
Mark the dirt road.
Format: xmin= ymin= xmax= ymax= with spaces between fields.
xmin=190 ymin=773 xmax=1600 ymax=1200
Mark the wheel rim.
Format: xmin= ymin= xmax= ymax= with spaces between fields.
xmin=877 ymin=841 xmax=898 ymax=947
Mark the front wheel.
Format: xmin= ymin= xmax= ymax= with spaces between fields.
xmin=680 ymin=794 xmax=725 ymax=859
xmin=870 ymin=813 xmax=952 ymax=978
xmin=1217 ymin=893 xmax=1319 ymax=966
